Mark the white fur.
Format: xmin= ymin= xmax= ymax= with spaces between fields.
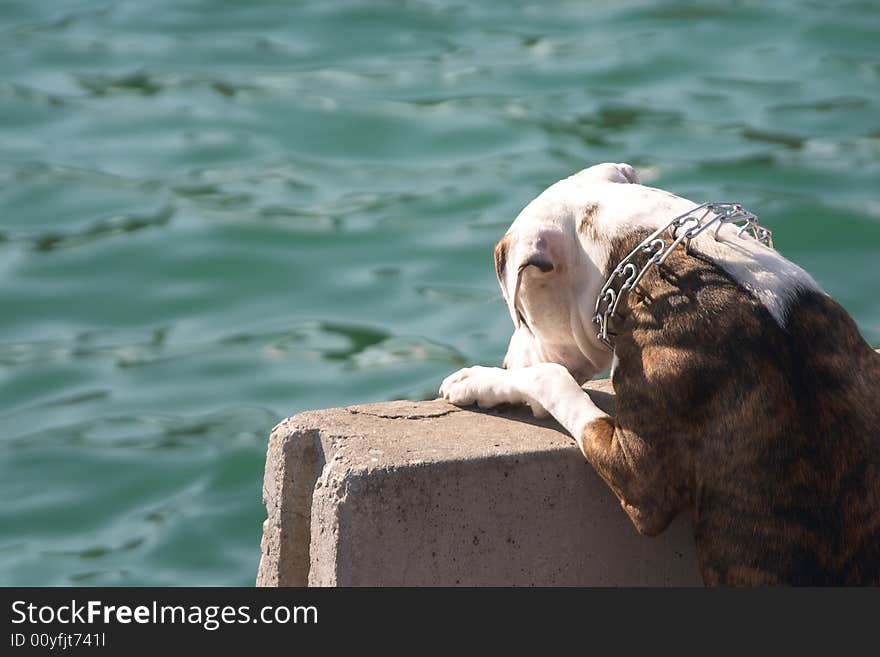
xmin=439 ymin=363 xmax=605 ymax=452
xmin=498 ymin=162 xmax=820 ymax=382
xmin=440 ymin=162 xmax=822 ymax=444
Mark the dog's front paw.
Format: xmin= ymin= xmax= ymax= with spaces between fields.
xmin=439 ymin=366 xmax=548 ymax=417
xmin=440 ymin=366 xmax=505 ymax=407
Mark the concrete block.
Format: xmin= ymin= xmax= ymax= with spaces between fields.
xmin=257 ymin=378 xmax=703 ymax=586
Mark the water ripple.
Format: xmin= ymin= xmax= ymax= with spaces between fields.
xmin=9 ymin=407 xmax=276 ymax=451
xmin=26 ymin=205 xmax=174 ymax=253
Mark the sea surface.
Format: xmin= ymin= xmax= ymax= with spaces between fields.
xmin=1 ymin=0 xmax=878 ymax=585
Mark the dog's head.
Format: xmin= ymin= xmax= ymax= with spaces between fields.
xmin=495 ymin=162 xmax=700 ymax=383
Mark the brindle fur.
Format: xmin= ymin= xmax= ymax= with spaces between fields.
xmin=577 ymin=202 xmax=601 ymax=240
xmin=579 ymin=229 xmax=880 ymax=586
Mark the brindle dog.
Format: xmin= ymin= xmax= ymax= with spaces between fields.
xmin=440 ymin=163 xmax=880 ymax=586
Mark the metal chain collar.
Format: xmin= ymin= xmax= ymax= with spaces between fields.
xmin=592 ymin=202 xmax=774 ymax=350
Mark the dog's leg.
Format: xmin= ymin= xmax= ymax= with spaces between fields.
xmin=440 ymin=363 xmax=682 ymax=536
xmin=440 ymin=363 xmax=604 ymax=444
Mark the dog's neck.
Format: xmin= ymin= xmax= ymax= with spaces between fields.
xmin=594 ymin=229 xmax=659 ymax=350
xmin=593 ymin=202 xmax=774 ymax=350
xmin=596 ymin=230 xmax=738 ymax=354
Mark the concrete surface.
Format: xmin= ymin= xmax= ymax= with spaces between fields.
xmin=257 ymin=378 xmax=703 ymax=586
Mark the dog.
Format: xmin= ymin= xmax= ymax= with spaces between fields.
xmin=439 ymin=162 xmax=880 ymax=586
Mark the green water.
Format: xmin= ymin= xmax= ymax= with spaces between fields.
xmin=1 ymin=1 xmax=878 ymax=586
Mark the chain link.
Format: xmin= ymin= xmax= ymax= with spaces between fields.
xmin=593 ymin=202 xmax=774 ymax=350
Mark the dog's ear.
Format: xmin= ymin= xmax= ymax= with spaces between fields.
xmin=612 ymin=162 xmax=640 ymax=184
xmin=579 ymin=162 xmax=640 ymax=185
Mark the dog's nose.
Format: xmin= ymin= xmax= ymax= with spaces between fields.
xmin=520 ymin=254 xmax=554 ymax=273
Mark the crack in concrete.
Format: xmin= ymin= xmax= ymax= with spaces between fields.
xmin=344 ymin=406 xmax=462 ymax=421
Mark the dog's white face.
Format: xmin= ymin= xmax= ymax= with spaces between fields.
xmin=495 ymin=162 xmax=817 ymax=384
xmin=497 ymin=162 xmax=690 ymax=383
